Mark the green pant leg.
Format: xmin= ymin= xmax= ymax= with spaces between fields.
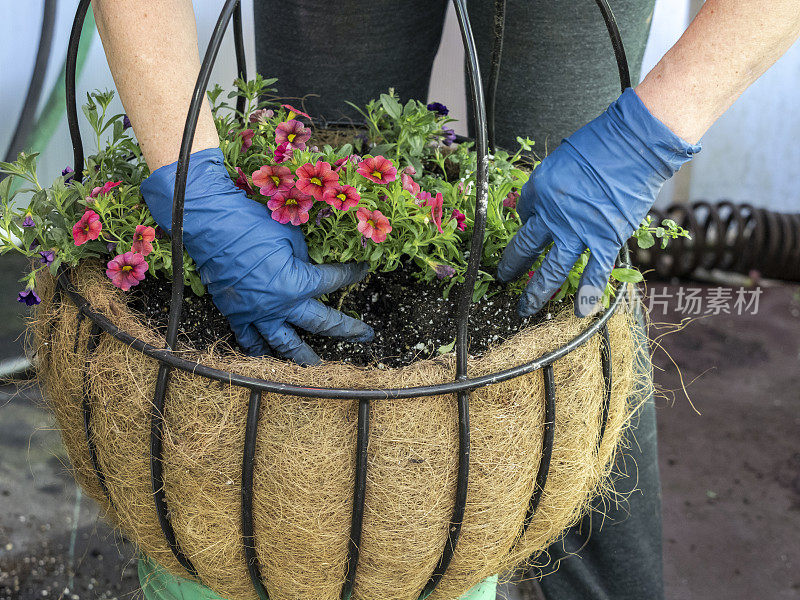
xmin=139 ymin=555 xmax=497 ymax=600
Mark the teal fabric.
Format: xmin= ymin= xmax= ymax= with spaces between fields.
xmin=138 ymin=555 xmax=497 ymax=600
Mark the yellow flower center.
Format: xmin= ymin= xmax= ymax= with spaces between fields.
xmin=372 ymin=170 xmax=382 ymax=180
xmin=367 ymin=219 xmax=375 ymax=228
xmin=287 ymin=133 xmax=296 ymax=142
xmin=337 ymin=193 xmax=346 ymax=201
xmin=285 ymin=198 xmax=298 ymax=206
xmin=271 ymin=175 xmax=280 ymax=185
xmin=310 ymin=177 xmax=322 ymax=186
xmin=122 ymin=265 xmax=133 ymax=272
xmin=287 ymin=111 xmax=296 ymax=120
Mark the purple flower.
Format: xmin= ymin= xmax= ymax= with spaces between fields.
xmin=39 ymin=250 xmax=55 ymax=265
xmin=122 ymin=114 xmax=132 ymax=130
xmin=434 ymin=264 xmax=456 ymax=280
xmin=442 ymin=127 xmax=457 ymax=146
xmin=360 ymin=236 xmax=368 ymax=248
xmin=315 ymin=207 xmax=334 ymax=225
xmin=22 ymin=214 xmax=35 ymax=228
xmin=106 ymin=241 xmax=118 ymax=253
xmin=427 ymin=102 xmax=449 ymax=116
xmin=62 ymin=166 xmax=73 ymax=177
xmin=17 ymin=288 xmax=41 ymax=306
xmin=28 ymin=241 xmax=38 ymax=251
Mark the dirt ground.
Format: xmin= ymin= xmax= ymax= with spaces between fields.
xmin=0 ymin=252 xmax=798 ymax=599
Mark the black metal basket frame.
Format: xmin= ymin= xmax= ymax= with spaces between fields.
xmin=57 ymin=1 xmax=632 ymax=599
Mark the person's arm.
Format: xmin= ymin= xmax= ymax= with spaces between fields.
xmin=93 ymin=0 xmax=219 ymax=170
xmin=637 ymin=0 xmax=800 ymax=144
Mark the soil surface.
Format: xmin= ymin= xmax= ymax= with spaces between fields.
xmin=129 ymin=266 xmax=544 ymax=367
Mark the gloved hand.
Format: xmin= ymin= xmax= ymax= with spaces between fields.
xmin=140 ymin=147 xmax=373 ymax=365
xmin=497 ymin=88 xmax=701 ymax=317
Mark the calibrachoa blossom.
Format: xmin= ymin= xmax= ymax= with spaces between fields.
xmin=252 ymin=164 xmax=295 ymax=197
xmin=273 ymin=141 xmax=291 ymax=164
xmin=17 ymin=287 xmax=41 ymax=306
xmin=296 ymin=161 xmax=338 ymax=200
xmin=268 ymin=188 xmax=314 ymax=225
xmin=451 ymin=209 xmax=466 ymax=231
xmin=356 ymin=208 xmax=392 ymax=243
xmin=106 ymin=241 xmax=117 ymax=253
xmin=427 ymin=102 xmax=449 ymax=116
xmin=239 ymin=129 xmax=255 ymax=152
xmin=503 ymin=191 xmax=519 ymax=209
xmin=442 ymin=127 xmax=457 ymax=146
xmin=38 ymin=250 xmax=55 ymax=265
xmin=106 ymin=251 xmax=148 ymax=291
xmin=122 ymin=114 xmax=132 ymax=130
xmin=357 ymin=155 xmax=397 ymax=184
xmin=234 ymin=167 xmax=255 ymax=194
xmin=275 ymin=119 xmax=311 ymax=151
xmin=282 ymin=104 xmax=311 ymax=120
xmin=418 ymin=191 xmax=444 ymax=233
xmin=249 ymin=108 xmax=274 ymax=123
xmin=72 ymin=210 xmax=102 ymax=245
xmin=22 ymin=213 xmax=35 ymax=227
xmin=132 ymin=224 xmax=156 ymax=256
xmin=322 ymin=184 xmax=360 ymax=210
xmin=89 ymin=180 xmax=121 ymax=199
xmin=315 ymin=206 xmax=334 ymax=225
xmin=434 ymin=264 xmax=456 ymax=280
xmin=401 ymin=166 xmax=420 ymax=195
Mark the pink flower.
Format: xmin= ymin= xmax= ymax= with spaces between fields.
xmin=357 ymin=155 xmax=397 ymax=184
xmin=356 ymin=208 xmax=392 ymax=243
xmin=503 ymin=191 xmax=520 ymax=209
xmin=89 ymin=180 xmax=121 ymax=199
xmin=451 ymin=209 xmax=466 ymax=231
xmin=267 ymin=187 xmax=314 ymax=226
xmin=274 ymin=142 xmax=291 ymax=164
xmin=132 ymin=225 xmax=156 ymax=256
xmin=295 ymin=161 xmax=339 ymax=200
xmin=322 ymin=184 xmax=360 ymax=210
xmin=72 ymin=210 xmax=102 ymax=245
xmin=275 ymin=119 xmax=311 ymax=151
xmin=282 ymin=104 xmax=311 ymax=120
xmin=239 ymin=129 xmax=255 ymax=152
xmin=418 ymin=191 xmax=444 ymax=233
xmin=234 ymin=167 xmax=255 ymax=194
xmin=401 ymin=166 xmax=420 ymax=195
xmin=251 ymin=164 xmax=295 ymax=197
xmin=249 ymin=108 xmax=274 ymax=123
xmin=106 ymin=251 xmax=148 ymax=291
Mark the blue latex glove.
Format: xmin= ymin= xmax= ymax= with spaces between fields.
xmin=497 ymin=88 xmax=701 ymax=317
xmin=140 ymin=147 xmax=374 ymax=365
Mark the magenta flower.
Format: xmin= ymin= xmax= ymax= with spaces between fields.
xmin=401 ymin=166 xmax=420 ymax=195
xmin=267 ymin=188 xmax=314 ymax=226
xmin=356 ymin=208 xmax=392 ymax=243
xmin=22 ymin=214 xmax=35 ymax=228
xmin=451 ymin=209 xmax=466 ymax=231
xmin=322 ymin=184 xmax=360 ymax=211
xmin=106 ymin=251 xmax=148 ymax=291
xmin=251 ymin=164 xmax=295 ymax=197
xmin=418 ymin=191 xmax=444 ymax=233
xmin=17 ymin=287 xmax=41 ymax=306
xmin=275 ymin=119 xmax=311 ymax=151
xmin=357 ymin=155 xmax=397 ymax=184
xmin=39 ymin=250 xmax=55 ymax=265
xmin=296 ymin=161 xmax=339 ymax=200
xmin=132 ymin=224 xmax=156 ymax=256
xmin=503 ymin=191 xmax=520 ymax=209
xmin=427 ymin=102 xmax=449 ymax=116
xmin=88 ymin=180 xmax=121 ymax=199
xmin=273 ymin=142 xmax=291 ymax=164
xmin=282 ymin=104 xmax=311 ymax=120
xmin=239 ymin=129 xmax=255 ymax=152
xmin=72 ymin=210 xmax=102 ymax=245
xmin=249 ymin=108 xmax=274 ymax=123
xmin=234 ymin=167 xmax=255 ymax=194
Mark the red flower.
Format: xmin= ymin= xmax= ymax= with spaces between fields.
xmin=451 ymin=209 xmax=466 ymax=231
xmin=418 ymin=191 xmax=444 ymax=233
xmin=251 ymin=164 xmax=295 ymax=197
xmin=88 ymin=180 xmax=121 ymax=199
xmin=282 ymin=104 xmax=311 ymax=120
xmin=132 ymin=225 xmax=156 ymax=256
xmin=356 ymin=207 xmax=392 ymax=243
xmin=503 ymin=191 xmax=520 ymax=209
xmin=274 ymin=142 xmax=291 ymax=164
xmin=322 ymin=184 xmax=360 ymax=211
xmin=234 ymin=167 xmax=255 ymax=194
xmin=72 ymin=210 xmax=102 ymax=245
xmin=357 ymin=155 xmax=397 ymax=184
xmin=267 ymin=187 xmax=314 ymax=226
xmin=295 ymin=160 xmax=339 ymax=200
xmin=239 ymin=129 xmax=255 ymax=152
xmin=401 ymin=166 xmax=420 ymax=195
xmin=275 ymin=119 xmax=311 ymax=151
xmin=106 ymin=251 xmax=148 ymax=291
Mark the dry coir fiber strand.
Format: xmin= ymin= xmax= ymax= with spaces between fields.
xmin=30 ymin=265 xmax=648 ymax=600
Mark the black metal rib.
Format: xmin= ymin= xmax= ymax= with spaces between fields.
xmin=521 ymin=364 xmax=556 ymax=534
xmin=80 ymin=320 xmax=114 ymax=507
xmin=242 ymin=390 xmax=269 ymax=600
xmin=594 ymin=0 xmax=632 ymax=92
xmin=66 ymin=0 xmax=91 ymax=182
xmin=486 ymin=0 xmax=507 ymax=153
xmin=597 ymin=324 xmax=612 ymax=451
xmin=340 ymin=398 xmax=370 ymax=600
xmin=232 ymin=1 xmax=248 ymax=120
